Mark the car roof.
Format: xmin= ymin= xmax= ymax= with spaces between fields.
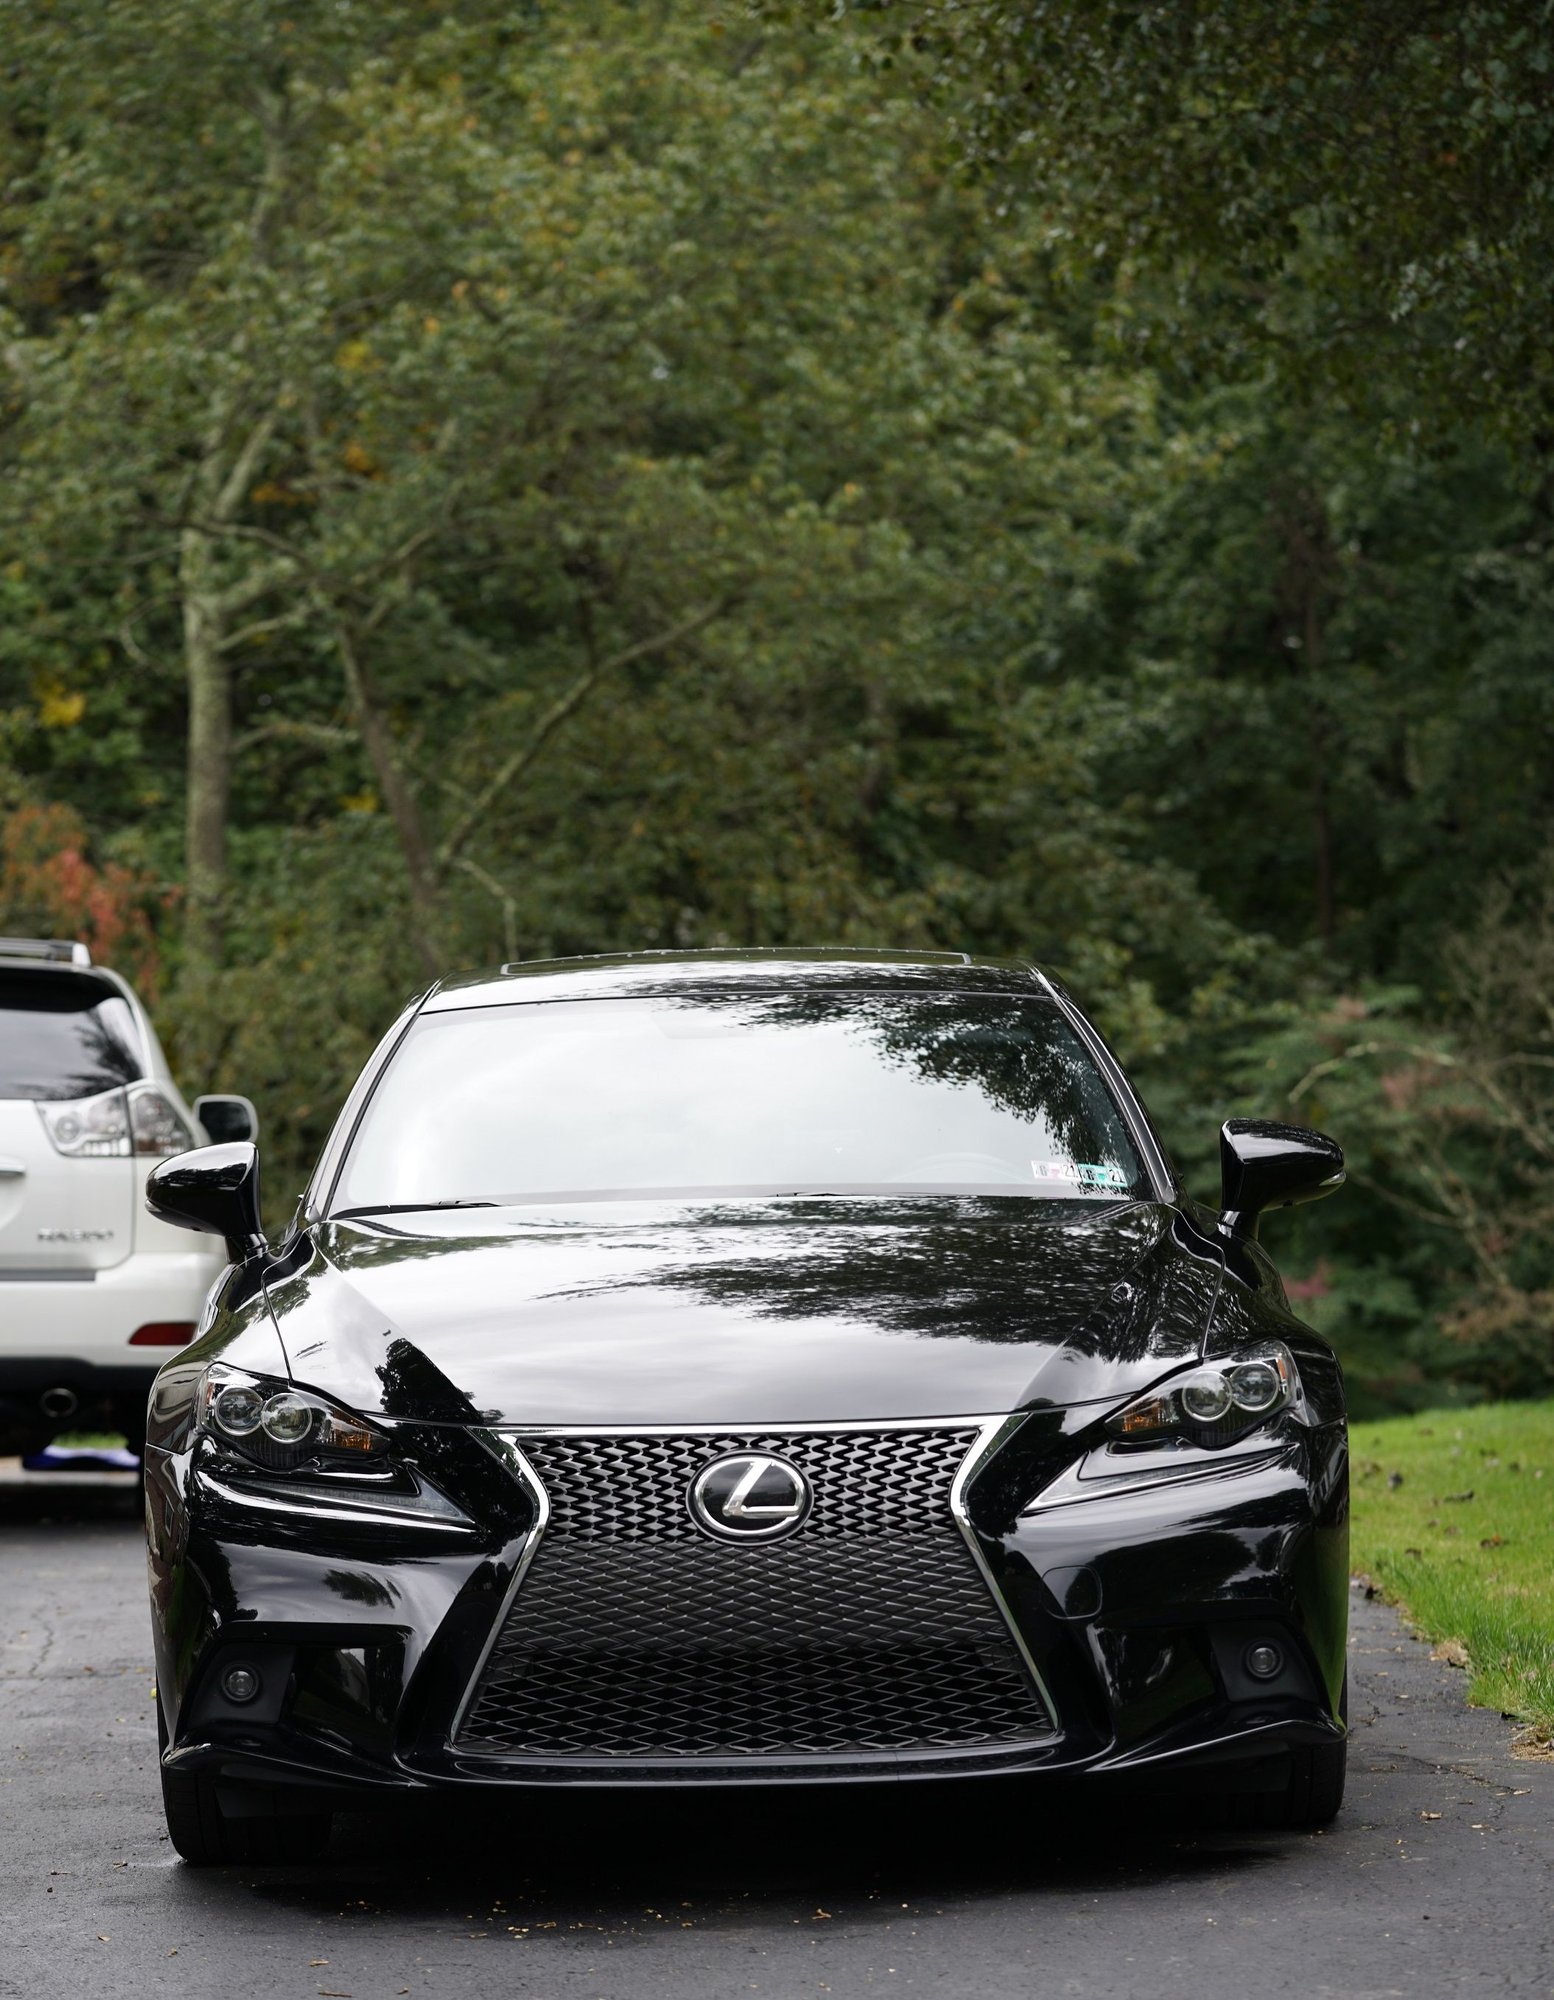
xmin=423 ymin=947 xmax=1052 ymax=1012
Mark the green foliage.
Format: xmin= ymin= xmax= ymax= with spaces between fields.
xmin=1 ymin=1 xmax=1550 ymax=1401
xmin=838 ymin=0 xmax=1554 ymax=442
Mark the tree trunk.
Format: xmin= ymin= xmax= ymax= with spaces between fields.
xmin=1276 ymin=475 xmax=1340 ymax=952
xmin=336 ymin=624 xmax=444 ymax=980
xmin=1304 ymin=592 xmax=1336 ymax=946
xmin=181 ymin=530 xmax=232 ymax=971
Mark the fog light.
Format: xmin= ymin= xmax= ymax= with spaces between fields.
xmin=1245 ymin=1641 xmax=1283 ymax=1681
xmin=221 ymin=1664 xmax=261 ymax=1704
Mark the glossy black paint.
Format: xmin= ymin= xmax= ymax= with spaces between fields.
xmin=260 ymin=1197 xmax=1222 ymax=1427
xmin=144 ymin=951 xmax=1348 ymax=1812
xmin=146 ymin=1140 xmax=266 ymax=1262
xmin=1219 ymin=1118 xmax=1345 ymax=1240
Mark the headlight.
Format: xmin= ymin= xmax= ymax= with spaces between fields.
xmin=193 ymin=1363 xmax=471 ymax=1530
xmin=1107 ymin=1341 xmax=1299 ymax=1448
xmin=198 ymin=1364 xmax=385 ymax=1469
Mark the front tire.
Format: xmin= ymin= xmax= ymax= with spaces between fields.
xmin=157 ymin=1709 xmax=331 ymax=1865
xmin=1222 ymin=1673 xmax=1348 ymax=1831
xmin=1280 ymin=1732 xmax=1347 ymax=1828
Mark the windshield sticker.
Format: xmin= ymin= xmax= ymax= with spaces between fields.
xmin=1032 ymin=1159 xmax=1130 ymax=1192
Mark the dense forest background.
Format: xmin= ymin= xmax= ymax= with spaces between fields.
xmin=2 ymin=2 xmax=1550 ymax=1413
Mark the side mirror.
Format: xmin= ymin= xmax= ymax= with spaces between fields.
xmin=146 ymin=1142 xmax=266 ymax=1262
xmin=1219 ymin=1118 xmax=1344 ymax=1240
xmin=194 ymin=1093 xmax=259 ymax=1144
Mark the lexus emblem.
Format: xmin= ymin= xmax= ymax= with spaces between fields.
xmin=688 ymin=1452 xmax=812 ymax=1543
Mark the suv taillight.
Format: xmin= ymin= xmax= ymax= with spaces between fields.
xmin=37 ymin=1087 xmax=129 ymax=1156
xmin=128 ymin=1085 xmax=195 ymax=1157
xmin=38 ymin=1084 xmax=194 ymax=1159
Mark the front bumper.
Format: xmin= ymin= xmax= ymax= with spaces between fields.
xmin=147 ymin=1413 xmax=1348 ymax=1803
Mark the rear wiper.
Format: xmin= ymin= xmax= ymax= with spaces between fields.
xmin=332 ymin=1201 xmax=498 ymax=1219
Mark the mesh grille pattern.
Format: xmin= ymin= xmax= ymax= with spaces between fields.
xmin=454 ymin=1427 xmax=1051 ymax=1759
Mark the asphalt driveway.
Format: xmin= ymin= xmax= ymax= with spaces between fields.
xmin=2 ymin=1471 xmax=1550 ymax=1999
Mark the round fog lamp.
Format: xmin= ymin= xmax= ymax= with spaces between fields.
xmin=1230 ymin=1360 xmax=1283 ymax=1413
xmin=1179 ymin=1371 xmax=1233 ymax=1423
xmin=1245 ymin=1642 xmax=1283 ymax=1681
xmin=221 ymin=1664 xmax=261 ymax=1704
xmin=259 ymin=1391 xmax=314 ymax=1444
xmin=213 ymin=1383 xmax=263 ymax=1437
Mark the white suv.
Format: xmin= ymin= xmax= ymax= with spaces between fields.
xmin=0 ymin=937 xmax=255 ymax=1459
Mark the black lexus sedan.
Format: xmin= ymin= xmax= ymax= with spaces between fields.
xmin=142 ymin=949 xmax=1348 ymax=1863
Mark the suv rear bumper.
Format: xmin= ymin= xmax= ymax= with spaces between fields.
xmin=0 ymin=1251 xmax=222 ymax=1443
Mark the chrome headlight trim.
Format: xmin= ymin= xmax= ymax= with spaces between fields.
xmin=1020 ymin=1436 xmax=1294 ymax=1515
xmin=200 ymin=1463 xmax=474 ymax=1531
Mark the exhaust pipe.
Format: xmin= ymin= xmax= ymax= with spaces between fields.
xmin=40 ymin=1385 xmax=78 ymax=1421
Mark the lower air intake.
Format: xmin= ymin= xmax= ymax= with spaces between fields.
xmin=454 ymin=1426 xmax=1051 ymax=1760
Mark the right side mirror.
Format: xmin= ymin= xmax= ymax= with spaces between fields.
xmin=194 ymin=1093 xmax=260 ymax=1144
xmin=1219 ymin=1118 xmax=1344 ymax=1240
xmin=147 ymin=1141 xmax=267 ymax=1262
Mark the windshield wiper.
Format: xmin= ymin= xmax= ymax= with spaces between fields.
xmin=332 ymin=1201 xmax=498 ymax=1219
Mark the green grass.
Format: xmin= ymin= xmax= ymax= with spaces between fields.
xmin=1351 ymin=1399 xmax=1554 ymax=1741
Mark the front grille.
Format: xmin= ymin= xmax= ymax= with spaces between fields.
xmin=453 ymin=1426 xmax=1051 ymax=1760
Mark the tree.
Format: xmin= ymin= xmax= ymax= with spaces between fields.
xmin=3 ymin=2 xmax=1165 ymax=1194
xmin=832 ymin=0 xmax=1554 ymax=444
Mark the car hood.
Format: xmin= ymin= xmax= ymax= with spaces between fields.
xmin=264 ymin=1197 xmax=1227 ymax=1427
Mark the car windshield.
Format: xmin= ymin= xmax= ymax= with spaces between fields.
xmin=331 ymin=990 xmax=1152 ymax=1209
xmin=0 ymin=972 xmax=143 ymax=1101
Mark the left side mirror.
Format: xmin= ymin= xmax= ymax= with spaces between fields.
xmin=147 ymin=1141 xmax=266 ymax=1262
xmin=1219 ymin=1118 xmax=1344 ymax=1240
xmin=194 ymin=1093 xmax=259 ymax=1144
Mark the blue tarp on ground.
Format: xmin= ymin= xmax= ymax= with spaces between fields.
xmin=21 ymin=1445 xmax=140 ymax=1473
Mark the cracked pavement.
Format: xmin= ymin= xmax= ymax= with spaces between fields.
xmin=2 ymin=1475 xmax=1551 ymax=1999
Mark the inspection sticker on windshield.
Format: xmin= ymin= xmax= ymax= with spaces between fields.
xmin=1032 ymin=1159 xmax=1129 ymax=1191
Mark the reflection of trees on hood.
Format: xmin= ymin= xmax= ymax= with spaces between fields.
xmin=318 ymin=1197 xmax=1219 ymax=1356
xmin=376 ymin=1334 xmax=485 ymax=1422
xmin=327 ymin=1219 xmax=521 ymax=1272
xmin=595 ymin=1200 xmax=1228 ymax=1369
xmin=627 ymin=1200 xmax=1160 ymax=1350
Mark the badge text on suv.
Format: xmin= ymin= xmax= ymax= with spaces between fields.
xmin=142 ymin=949 xmax=1348 ymax=1864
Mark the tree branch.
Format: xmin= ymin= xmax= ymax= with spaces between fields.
xmin=215 ymin=606 xmax=312 ymax=656
xmin=435 ymin=595 xmax=733 ymax=869
xmin=232 ymin=718 xmax=356 ymax=756
xmin=169 ymin=515 xmax=310 ymax=565
xmin=454 ymin=854 xmax=519 ymax=965
xmin=1285 ymin=1038 xmax=1460 ymax=1106
xmin=211 ymin=552 xmax=302 ymax=618
xmin=214 ymin=406 xmax=281 ymax=523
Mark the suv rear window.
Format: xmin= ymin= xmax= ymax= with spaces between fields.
xmin=0 ymin=971 xmax=144 ymax=1101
